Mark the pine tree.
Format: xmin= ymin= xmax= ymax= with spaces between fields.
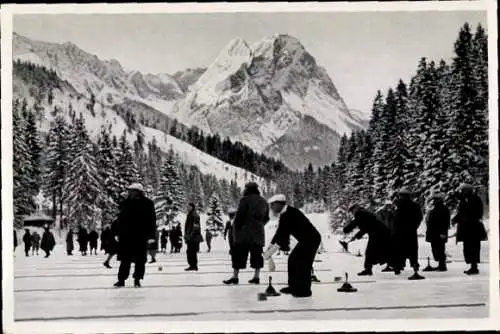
xmin=13 ymin=100 xmax=33 ymax=227
xmin=65 ymin=142 xmax=102 ymax=230
xmin=116 ymin=130 xmax=140 ymax=192
xmin=188 ymin=167 xmax=206 ymax=211
xmin=96 ymin=126 xmax=121 ymax=226
xmin=156 ymin=149 xmax=184 ymax=225
xmin=44 ymin=115 xmax=71 ymax=223
xmin=206 ymin=194 xmax=224 ymax=233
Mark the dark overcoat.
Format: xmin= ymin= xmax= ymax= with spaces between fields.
xmin=344 ymin=208 xmax=391 ymax=266
xmin=232 ymin=193 xmax=270 ymax=247
xmin=425 ymin=202 xmax=451 ymax=243
xmin=41 ymin=231 xmax=56 ymax=252
xmin=66 ymin=231 xmax=74 ymax=252
xmin=393 ymin=199 xmax=423 ymax=238
xmin=271 ymin=206 xmax=321 ymax=296
xmin=116 ymin=195 xmax=157 ymax=263
xmin=453 ymin=194 xmax=487 ymax=242
xmin=88 ymin=231 xmax=99 ymax=248
xmin=184 ymin=211 xmax=203 ymax=243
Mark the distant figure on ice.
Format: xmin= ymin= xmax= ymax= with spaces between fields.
xmin=375 ymin=200 xmax=396 ymax=272
xmin=41 ymin=226 xmax=56 ymax=258
xmin=184 ymin=203 xmax=203 ymax=271
xmin=114 ymin=183 xmax=157 ymax=288
xmin=77 ymin=226 xmax=89 ymax=256
xmin=148 ymin=232 xmax=158 ymax=264
xmin=343 ymin=204 xmax=391 ymax=276
xmin=23 ymin=229 xmax=32 ymax=257
xmin=66 ymin=229 xmax=74 ymax=256
xmin=14 ymin=230 xmax=18 ymax=252
xmin=224 ymin=208 xmax=237 ymax=254
xmin=452 ymin=183 xmax=487 ymax=275
xmin=31 ymin=231 xmax=41 ymax=256
xmin=169 ymin=226 xmax=177 ymax=253
xmin=266 ymin=194 xmax=321 ymax=297
xmin=223 ymin=182 xmax=269 ymax=285
xmin=88 ymin=229 xmax=99 ymax=255
xmin=392 ymin=189 xmax=425 ymax=279
xmin=205 ymin=229 xmax=213 ymax=253
xmin=160 ymin=228 xmax=168 ymax=253
xmin=425 ymin=193 xmax=451 ymax=271
xmin=103 ymin=222 xmax=119 ymax=269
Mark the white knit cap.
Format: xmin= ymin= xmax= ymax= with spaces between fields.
xmin=128 ymin=183 xmax=145 ymax=192
xmin=228 ymin=207 xmax=237 ymax=214
xmin=268 ymin=194 xmax=286 ymax=204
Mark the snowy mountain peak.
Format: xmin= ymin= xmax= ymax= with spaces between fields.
xmin=173 ymin=34 xmax=366 ymax=170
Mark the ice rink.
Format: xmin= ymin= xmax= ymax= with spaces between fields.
xmin=13 ymin=231 xmax=490 ymax=322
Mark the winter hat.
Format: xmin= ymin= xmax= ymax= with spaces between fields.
xmin=268 ymin=194 xmax=286 ymax=204
xmin=397 ymin=187 xmax=411 ymax=195
xmin=458 ymin=183 xmax=474 ymax=192
xmin=128 ymin=183 xmax=145 ymax=193
xmin=228 ymin=207 xmax=237 ymax=214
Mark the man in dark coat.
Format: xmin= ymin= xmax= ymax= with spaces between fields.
xmin=343 ymin=204 xmax=392 ymax=276
xmin=31 ymin=231 xmax=41 ymax=255
xmin=224 ymin=208 xmax=236 ymax=254
xmin=224 ymin=182 xmax=269 ymax=285
xmin=160 ymin=228 xmax=168 ymax=253
xmin=425 ymin=193 xmax=451 ymax=271
xmin=88 ymin=229 xmax=99 ymax=255
xmin=14 ymin=230 xmax=18 ymax=252
xmin=392 ymin=189 xmax=425 ymax=279
xmin=452 ymin=184 xmax=487 ymax=275
xmin=114 ymin=183 xmax=157 ymax=288
xmin=103 ymin=222 xmax=119 ymax=269
xmin=66 ymin=229 xmax=74 ymax=256
xmin=77 ymin=226 xmax=88 ymax=256
xmin=205 ymin=229 xmax=213 ymax=252
xmin=176 ymin=224 xmax=183 ymax=252
xmin=375 ymin=200 xmax=396 ymax=272
xmin=184 ymin=203 xmax=203 ymax=271
xmin=266 ymin=194 xmax=321 ymax=297
xmin=169 ymin=226 xmax=177 ymax=253
xmin=41 ymin=226 xmax=56 ymax=258
xmin=23 ymin=229 xmax=32 ymax=257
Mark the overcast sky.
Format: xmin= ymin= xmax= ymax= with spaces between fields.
xmin=14 ymin=11 xmax=486 ymax=112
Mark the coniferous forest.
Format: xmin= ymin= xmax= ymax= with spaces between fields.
xmin=12 ymin=23 xmax=488 ymax=233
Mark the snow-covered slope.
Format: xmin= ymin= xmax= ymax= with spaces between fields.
xmin=173 ymin=34 xmax=366 ymax=170
xmin=13 ymin=69 xmax=265 ymax=189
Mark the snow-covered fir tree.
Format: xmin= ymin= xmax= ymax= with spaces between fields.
xmin=116 ymin=130 xmax=140 ymax=192
xmin=13 ymin=99 xmax=33 ymax=227
xmin=64 ymin=119 xmax=102 ymax=230
xmin=206 ymin=194 xmax=224 ymax=233
xmin=43 ymin=114 xmax=71 ymax=222
xmin=156 ymin=148 xmax=185 ymax=226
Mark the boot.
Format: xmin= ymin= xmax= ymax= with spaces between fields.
xmin=357 ymin=269 xmax=373 ymax=276
xmin=464 ymin=266 xmax=479 ymax=275
xmin=437 ymin=262 xmax=447 ymax=272
xmin=113 ymin=280 xmax=125 ymax=288
xmin=103 ymin=261 xmax=112 ymax=269
xmin=223 ymin=277 xmax=239 ymax=285
xmin=248 ymin=277 xmax=260 ymax=284
xmin=134 ymin=279 xmax=141 ymax=288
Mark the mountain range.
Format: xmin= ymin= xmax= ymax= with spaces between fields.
xmin=13 ymin=32 xmax=369 ymax=170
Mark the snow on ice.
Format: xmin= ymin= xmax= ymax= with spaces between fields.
xmin=13 ymin=213 xmax=489 ymax=322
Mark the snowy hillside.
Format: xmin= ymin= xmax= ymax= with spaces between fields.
xmin=172 ymin=34 xmax=367 ymax=170
xmin=13 ymin=69 xmax=265 ymax=189
xmin=13 ymin=32 xmax=370 ymax=171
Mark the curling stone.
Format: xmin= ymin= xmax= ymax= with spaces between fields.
xmin=355 ymin=249 xmax=362 ymax=257
xmin=265 ymin=276 xmax=280 ymax=297
xmin=257 ymin=292 xmax=268 ymax=301
xmin=334 ymin=276 xmax=342 ymax=282
xmin=423 ymin=257 xmax=434 ymax=272
xmin=337 ymin=273 xmax=358 ymax=293
xmin=158 ymin=265 xmax=163 ymax=271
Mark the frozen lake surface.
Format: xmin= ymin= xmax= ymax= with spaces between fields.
xmin=13 ymin=227 xmax=490 ymax=322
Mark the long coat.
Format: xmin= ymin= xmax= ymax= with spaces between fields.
xmin=184 ymin=211 xmax=203 ymax=244
xmin=453 ymin=194 xmax=487 ymax=242
xmin=116 ymin=194 xmax=157 ymax=263
xmin=232 ymin=193 xmax=270 ymax=247
xmin=41 ymin=231 xmax=56 ymax=252
xmin=77 ymin=228 xmax=88 ymax=251
xmin=271 ymin=206 xmax=321 ymax=296
xmin=343 ymin=208 xmax=391 ymax=266
xmin=23 ymin=232 xmax=32 ymax=247
xmin=88 ymin=231 xmax=99 ymax=248
xmin=393 ymin=199 xmax=423 ymax=238
xmin=66 ymin=231 xmax=74 ymax=252
xmin=425 ymin=202 xmax=451 ymax=243
xmin=31 ymin=232 xmax=41 ymax=247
